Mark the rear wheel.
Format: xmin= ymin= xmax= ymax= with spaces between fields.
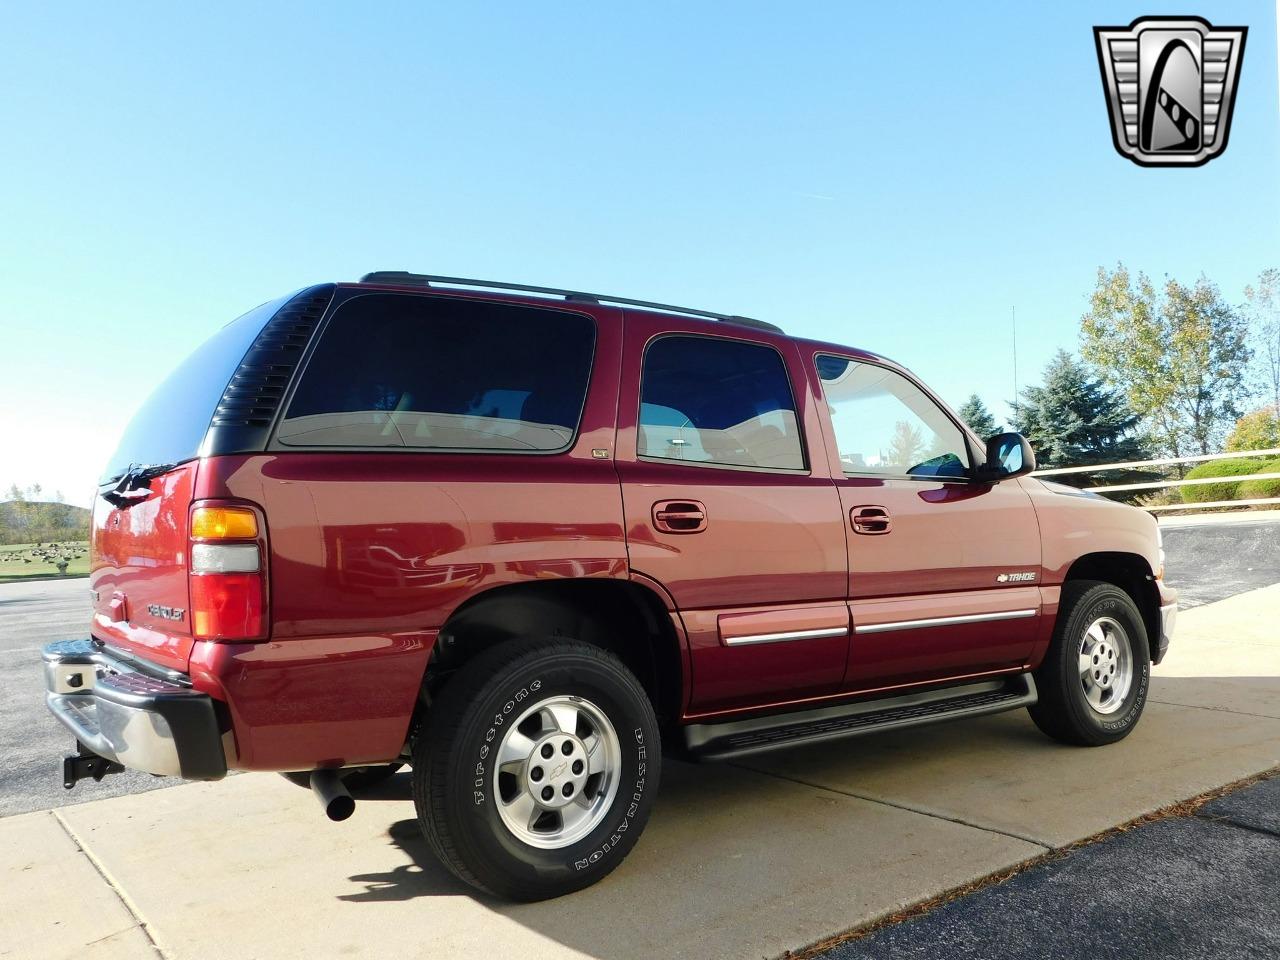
xmin=280 ymin=763 xmax=404 ymax=792
xmin=1029 ymin=580 xmax=1150 ymax=746
xmin=414 ymin=637 xmax=660 ymax=901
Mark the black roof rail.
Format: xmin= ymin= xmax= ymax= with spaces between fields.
xmin=358 ymin=271 xmax=784 ymax=334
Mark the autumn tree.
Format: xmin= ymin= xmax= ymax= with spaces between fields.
xmin=1225 ymin=406 xmax=1280 ymax=452
xmin=957 ymin=394 xmax=1001 ymax=439
xmin=1081 ymin=265 xmax=1252 ymax=456
xmin=1244 ymin=268 xmax=1280 ymax=415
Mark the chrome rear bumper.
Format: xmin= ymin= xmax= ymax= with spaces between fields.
xmin=43 ymin=639 xmax=227 ymax=781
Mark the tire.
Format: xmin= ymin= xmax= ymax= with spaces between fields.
xmin=1029 ymin=580 xmax=1150 ymax=746
xmin=280 ymin=763 xmax=404 ymax=792
xmin=414 ymin=637 xmax=661 ymax=901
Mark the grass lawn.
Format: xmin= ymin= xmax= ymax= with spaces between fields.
xmin=0 ymin=541 xmax=90 ymax=582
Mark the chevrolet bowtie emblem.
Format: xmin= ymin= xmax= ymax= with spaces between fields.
xmin=1094 ymin=17 xmax=1247 ymax=167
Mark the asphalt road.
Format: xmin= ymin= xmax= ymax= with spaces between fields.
xmin=1160 ymin=518 xmax=1280 ymax=608
xmin=0 ymin=514 xmax=1276 ymax=819
xmin=0 ymin=579 xmax=172 ymax=818
xmin=818 ymin=776 xmax=1280 ymax=960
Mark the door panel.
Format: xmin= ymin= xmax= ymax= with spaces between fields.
xmin=616 ymin=320 xmax=848 ymax=714
xmin=808 ymin=352 xmax=1044 ymax=691
xmin=848 ymin=577 xmax=1041 ymax=687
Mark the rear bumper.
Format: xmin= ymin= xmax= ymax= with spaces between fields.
xmin=43 ymin=639 xmax=227 ymax=780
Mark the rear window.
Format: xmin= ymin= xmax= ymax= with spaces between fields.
xmin=101 ymin=295 xmax=288 ymax=482
xmin=277 ymin=294 xmax=596 ymax=452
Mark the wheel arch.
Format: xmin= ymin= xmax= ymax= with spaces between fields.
xmin=426 ymin=579 xmax=686 ymax=728
xmin=1062 ymin=552 xmax=1162 ymax=663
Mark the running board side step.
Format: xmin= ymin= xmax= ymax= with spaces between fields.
xmin=683 ymin=674 xmax=1037 ymax=761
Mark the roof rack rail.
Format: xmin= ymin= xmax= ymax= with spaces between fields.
xmin=358 ymin=272 xmax=784 ymax=334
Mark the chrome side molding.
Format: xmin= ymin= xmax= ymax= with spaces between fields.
xmin=855 ymin=608 xmax=1038 ymax=635
xmin=724 ymin=626 xmax=849 ymax=647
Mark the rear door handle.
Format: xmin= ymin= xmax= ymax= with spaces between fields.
xmin=652 ymin=500 xmax=708 ymax=534
xmin=851 ymin=505 xmax=891 ymax=535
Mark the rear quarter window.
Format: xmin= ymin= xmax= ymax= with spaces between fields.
xmin=276 ymin=294 xmax=596 ymax=453
xmin=101 ymin=295 xmax=289 ymax=482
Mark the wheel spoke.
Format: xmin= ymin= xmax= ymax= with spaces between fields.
xmin=545 ymin=702 xmax=581 ymax=736
xmin=1085 ymin=622 xmax=1107 ymax=646
xmin=1078 ymin=649 xmax=1094 ymax=678
xmin=496 ymin=730 xmax=536 ymax=772
xmin=558 ymin=799 xmax=591 ymax=836
xmin=584 ymin=734 xmax=608 ymax=775
xmin=502 ymin=788 xmax=539 ymax=831
xmin=1083 ymin=681 xmax=1103 ymax=709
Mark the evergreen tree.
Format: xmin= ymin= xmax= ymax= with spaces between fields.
xmin=957 ymin=394 xmax=1001 ymax=439
xmin=1014 ymin=350 xmax=1146 ymax=470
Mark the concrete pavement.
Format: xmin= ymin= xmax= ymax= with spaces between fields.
xmin=2 ymin=579 xmax=1277 ymax=960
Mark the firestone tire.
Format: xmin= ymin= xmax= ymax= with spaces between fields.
xmin=280 ymin=763 xmax=404 ymax=792
xmin=414 ymin=638 xmax=661 ymax=901
xmin=1029 ymin=580 xmax=1150 ymax=747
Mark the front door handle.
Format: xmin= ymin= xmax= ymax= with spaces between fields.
xmin=851 ymin=505 xmax=891 ymax=535
xmin=652 ymin=500 xmax=708 ymax=534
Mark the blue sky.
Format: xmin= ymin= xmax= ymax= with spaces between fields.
xmin=2 ymin=2 xmax=1277 ymax=506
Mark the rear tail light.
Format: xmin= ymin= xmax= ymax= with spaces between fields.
xmin=191 ymin=543 xmax=260 ymax=573
xmin=191 ymin=506 xmax=259 ymax=539
xmin=189 ymin=504 xmax=266 ymax=641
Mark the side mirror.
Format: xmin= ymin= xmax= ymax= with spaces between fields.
xmin=975 ymin=432 xmax=1036 ymax=482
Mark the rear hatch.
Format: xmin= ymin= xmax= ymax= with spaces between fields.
xmin=89 ymin=294 xmax=295 ymax=672
xmin=91 ymin=463 xmax=199 ymax=672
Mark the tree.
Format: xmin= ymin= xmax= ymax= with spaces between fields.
xmin=1013 ymin=349 xmax=1146 ymax=470
xmin=957 ymin=394 xmax=1001 ymax=439
xmin=1081 ymin=265 xmax=1252 ymax=457
xmin=1244 ymin=268 xmax=1280 ymax=415
xmin=885 ymin=420 xmax=925 ymax=468
xmin=1225 ymin=406 xmax=1280 ymax=453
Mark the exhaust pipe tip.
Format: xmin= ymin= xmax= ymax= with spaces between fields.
xmin=310 ymin=769 xmax=355 ymax=822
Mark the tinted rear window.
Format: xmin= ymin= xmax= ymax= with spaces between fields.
xmin=277 ymin=294 xmax=595 ymax=452
xmin=102 ymin=295 xmax=287 ymax=482
xmin=638 ymin=335 xmax=805 ymax=471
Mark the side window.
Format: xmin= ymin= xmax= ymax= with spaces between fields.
xmin=815 ymin=355 xmax=970 ymax=480
xmin=639 ymin=336 xmax=805 ymax=471
xmin=277 ymin=294 xmax=595 ymax=452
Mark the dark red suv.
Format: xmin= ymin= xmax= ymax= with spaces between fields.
xmin=44 ymin=273 xmax=1176 ymax=899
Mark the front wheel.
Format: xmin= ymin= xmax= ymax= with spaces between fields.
xmin=414 ymin=638 xmax=661 ymax=901
xmin=1029 ymin=580 xmax=1150 ymax=746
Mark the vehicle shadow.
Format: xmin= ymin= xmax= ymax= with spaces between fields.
xmin=342 ymin=815 xmax=471 ymax=900
xmin=337 ymin=718 xmax=1077 ymax=960
xmin=337 ymin=670 xmax=1280 ymax=960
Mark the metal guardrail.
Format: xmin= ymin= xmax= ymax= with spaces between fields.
xmin=1032 ymin=448 xmax=1280 ymax=513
